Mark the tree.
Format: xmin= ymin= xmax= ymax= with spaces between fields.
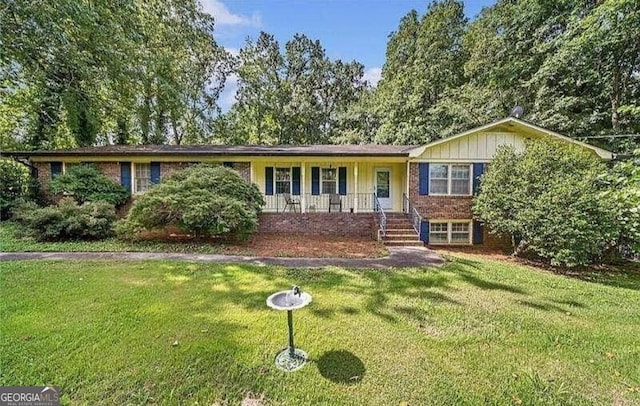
xmin=375 ymin=1 xmax=467 ymax=144
xmin=473 ymin=140 xmax=618 ymax=267
xmin=0 ymin=159 xmax=31 ymax=219
xmin=0 ymin=0 xmax=231 ymax=149
xmin=227 ymin=32 xmax=366 ymax=145
xmin=601 ymin=150 xmax=640 ymax=253
xmin=116 ymin=165 xmax=264 ymax=240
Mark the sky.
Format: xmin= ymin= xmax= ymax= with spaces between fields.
xmin=202 ymin=0 xmax=496 ymax=110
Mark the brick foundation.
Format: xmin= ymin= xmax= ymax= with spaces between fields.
xmin=258 ymin=213 xmax=377 ymax=239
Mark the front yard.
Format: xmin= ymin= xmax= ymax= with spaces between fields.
xmin=0 ymin=222 xmax=387 ymax=258
xmin=1 ymin=255 xmax=639 ymax=404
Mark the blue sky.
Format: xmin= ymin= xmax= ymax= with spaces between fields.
xmin=203 ymin=0 xmax=496 ymax=109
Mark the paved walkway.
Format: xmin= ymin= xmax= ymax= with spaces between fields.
xmin=0 ymin=247 xmax=443 ymax=269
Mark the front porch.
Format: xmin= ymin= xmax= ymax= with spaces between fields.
xmin=252 ymin=160 xmax=407 ymax=213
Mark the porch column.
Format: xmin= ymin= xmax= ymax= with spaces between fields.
xmin=300 ymin=163 xmax=306 ymax=213
xmin=354 ymin=162 xmax=359 ymax=213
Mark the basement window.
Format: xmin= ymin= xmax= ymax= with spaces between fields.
xmin=429 ymin=221 xmax=472 ymax=245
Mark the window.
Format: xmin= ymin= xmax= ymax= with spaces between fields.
xmin=275 ymin=167 xmax=291 ymax=194
xmin=429 ymin=223 xmax=449 ymax=244
xmin=135 ymin=163 xmax=150 ymax=193
xmin=429 ymin=221 xmax=471 ymax=244
xmin=429 ymin=164 xmax=448 ymax=194
xmin=321 ymin=168 xmax=337 ymax=194
xmin=429 ymin=164 xmax=471 ymax=195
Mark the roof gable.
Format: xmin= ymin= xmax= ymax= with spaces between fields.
xmin=409 ymin=117 xmax=614 ymax=160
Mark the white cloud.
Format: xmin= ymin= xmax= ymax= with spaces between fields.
xmin=225 ymin=47 xmax=240 ymax=57
xmin=201 ymin=0 xmax=261 ymax=27
xmin=363 ymin=67 xmax=382 ymax=87
xmin=219 ymin=73 xmax=239 ymax=112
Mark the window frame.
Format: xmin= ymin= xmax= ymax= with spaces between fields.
xmin=133 ymin=162 xmax=151 ymax=194
xmin=428 ymin=163 xmax=473 ymax=196
xmin=320 ymin=167 xmax=338 ymax=195
xmin=274 ymin=167 xmax=292 ymax=195
xmin=429 ymin=220 xmax=472 ymax=245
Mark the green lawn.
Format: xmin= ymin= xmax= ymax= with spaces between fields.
xmin=0 ymin=222 xmax=232 ymax=254
xmin=1 ymin=256 xmax=639 ymax=405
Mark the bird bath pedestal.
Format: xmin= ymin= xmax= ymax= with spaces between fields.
xmin=266 ymin=287 xmax=312 ymax=372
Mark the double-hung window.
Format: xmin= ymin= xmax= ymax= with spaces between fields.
xmin=321 ymin=168 xmax=337 ymax=194
xmin=429 ymin=221 xmax=472 ymax=244
xmin=135 ymin=163 xmax=151 ymax=193
xmin=429 ymin=164 xmax=471 ymax=195
xmin=275 ymin=167 xmax=291 ymax=194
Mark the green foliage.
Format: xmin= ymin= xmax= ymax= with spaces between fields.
xmin=375 ymin=1 xmax=467 ymax=145
xmin=0 ymin=159 xmax=32 ymax=220
xmin=473 ymin=140 xmax=618 ymax=267
xmin=222 ymin=32 xmax=366 ymax=145
xmin=117 ymin=165 xmax=264 ymax=240
xmin=0 ymin=0 xmax=231 ymax=149
xmin=601 ymin=150 xmax=640 ymax=252
xmin=48 ymin=164 xmax=129 ymax=206
xmin=13 ymin=198 xmax=116 ymax=241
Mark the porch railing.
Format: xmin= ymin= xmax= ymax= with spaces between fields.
xmin=264 ymin=193 xmax=376 ymax=213
xmin=374 ymin=193 xmax=387 ymax=239
xmin=402 ymin=193 xmax=423 ymax=236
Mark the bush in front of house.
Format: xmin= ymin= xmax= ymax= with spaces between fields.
xmin=473 ymin=139 xmax=619 ymax=267
xmin=116 ymin=165 xmax=265 ymax=240
xmin=14 ymin=197 xmax=117 ymax=241
xmin=49 ymin=163 xmax=129 ymax=206
xmin=0 ymin=159 xmax=33 ymax=220
xmin=601 ymin=150 xmax=640 ymax=255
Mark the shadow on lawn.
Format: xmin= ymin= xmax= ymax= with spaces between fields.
xmin=316 ymin=350 xmax=365 ymax=385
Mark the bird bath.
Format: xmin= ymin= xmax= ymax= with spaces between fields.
xmin=266 ymin=286 xmax=312 ymax=372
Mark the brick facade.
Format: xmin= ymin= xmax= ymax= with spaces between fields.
xmin=160 ymin=162 xmax=192 ymax=179
xmin=231 ymin=162 xmax=251 ymax=182
xmin=408 ymin=163 xmax=473 ymax=219
xmin=258 ymin=213 xmax=377 ymax=239
xmin=94 ymin=162 xmax=120 ymax=184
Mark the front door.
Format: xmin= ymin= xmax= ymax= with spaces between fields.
xmin=375 ymin=168 xmax=392 ymax=210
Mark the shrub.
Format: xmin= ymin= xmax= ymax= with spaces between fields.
xmin=473 ymin=139 xmax=618 ymax=267
xmin=117 ymin=165 xmax=265 ymax=240
xmin=49 ymin=164 xmax=129 ymax=206
xmin=0 ymin=159 xmax=32 ymax=220
xmin=601 ymin=150 xmax=640 ymax=254
xmin=14 ymin=197 xmax=116 ymax=241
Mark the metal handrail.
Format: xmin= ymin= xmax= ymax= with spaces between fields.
xmin=374 ymin=193 xmax=387 ymax=239
xmin=402 ymin=193 xmax=422 ymax=236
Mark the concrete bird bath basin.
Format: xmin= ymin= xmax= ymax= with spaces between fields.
xmin=266 ymin=286 xmax=312 ymax=372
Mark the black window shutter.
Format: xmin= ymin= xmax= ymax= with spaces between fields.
xmin=338 ymin=167 xmax=347 ymax=195
xmin=265 ymin=167 xmax=274 ymax=195
xmin=311 ymin=167 xmax=320 ymax=195
xmin=419 ymin=163 xmax=429 ymax=195
xmin=472 ymin=221 xmax=484 ymax=245
xmin=473 ymin=163 xmax=485 ymax=195
xmin=292 ymin=167 xmax=301 ymax=195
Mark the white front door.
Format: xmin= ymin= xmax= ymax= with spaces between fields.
xmin=375 ymin=168 xmax=392 ymax=210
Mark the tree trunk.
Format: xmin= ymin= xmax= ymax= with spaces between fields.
xmin=611 ymin=69 xmax=621 ymax=132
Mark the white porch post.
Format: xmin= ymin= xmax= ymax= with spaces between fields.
xmin=354 ymin=162 xmax=359 ymax=213
xmin=300 ymin=163 xmax=306 ymax=213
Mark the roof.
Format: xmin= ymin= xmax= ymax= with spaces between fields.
xmin=3 ymin=144 xmax=416 ymax=158
xmin=408 ymin=117 xmax=615 ymax=160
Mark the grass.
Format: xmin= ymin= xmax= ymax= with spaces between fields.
xmin=1 ymin=255 xmax=639 ymax=405
xmin=0 ymin=222 xmax=230 ymax=254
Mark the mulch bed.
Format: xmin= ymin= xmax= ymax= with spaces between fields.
xmin=138 ymin=228 xmax=388 ymax=258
